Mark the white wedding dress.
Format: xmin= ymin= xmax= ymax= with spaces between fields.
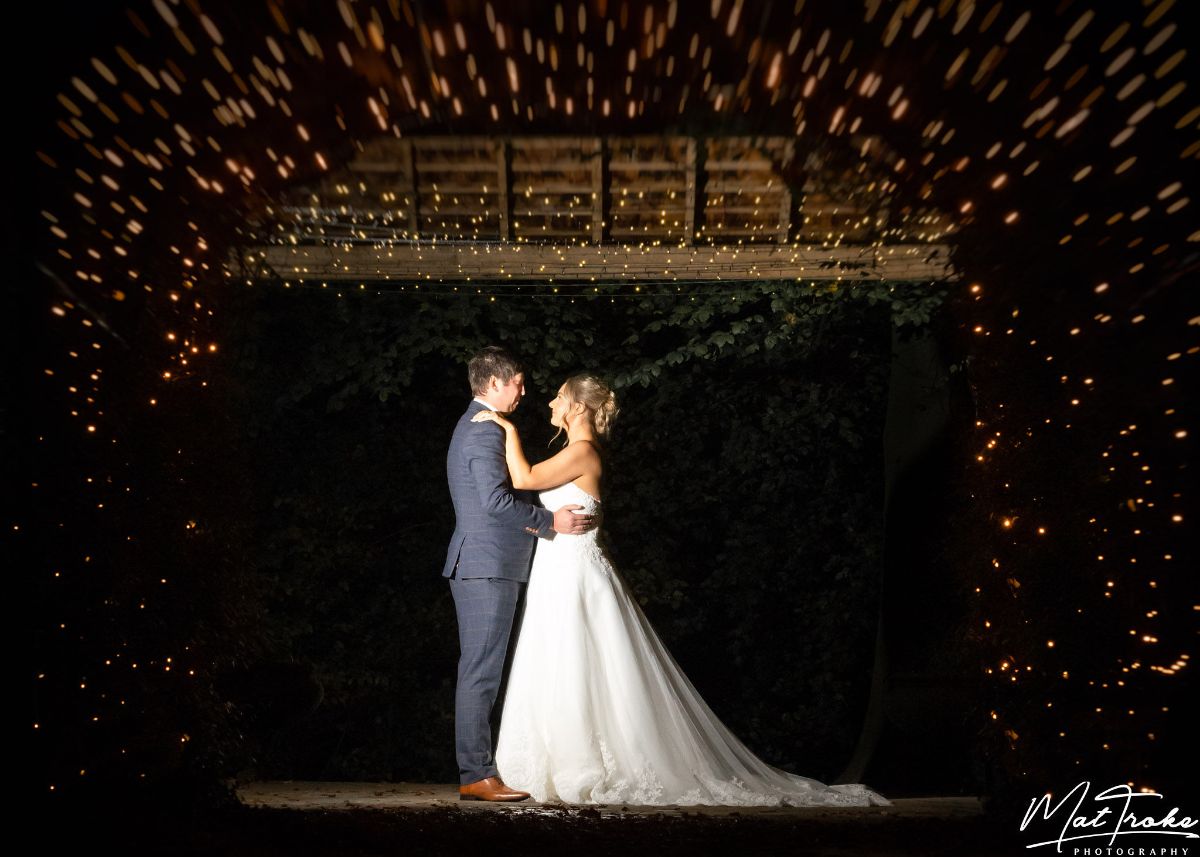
xmin=494 ymin=481 xmax=891 ymax=807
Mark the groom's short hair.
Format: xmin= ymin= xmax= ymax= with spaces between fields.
xmin=468 ymin=346 xmax=524 ymax=394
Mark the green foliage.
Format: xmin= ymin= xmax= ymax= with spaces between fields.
xmin=210 ymin=278 xmax=948 ymax=781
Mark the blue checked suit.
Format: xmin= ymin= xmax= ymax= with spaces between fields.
xmin=443 ymin=399 xmax=555 ymax=784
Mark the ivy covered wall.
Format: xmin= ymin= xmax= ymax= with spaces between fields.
xmin=198 ymin=279 xmax=954 ymax=784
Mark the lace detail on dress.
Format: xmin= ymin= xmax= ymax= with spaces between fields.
xmin=535 ymin=482 xmax=613 ymax=580
xmin=589 ymin=739 xmax=666 ymax=805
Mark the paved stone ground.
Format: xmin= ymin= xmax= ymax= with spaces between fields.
xmin=222 ymin=781 xmax=1025 ymax=856
xmin=236 ymin=779 xmax=981 ymax=819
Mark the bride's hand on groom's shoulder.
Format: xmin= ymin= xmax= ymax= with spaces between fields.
xmin=471 ymin=410 xmax=511 ymax=428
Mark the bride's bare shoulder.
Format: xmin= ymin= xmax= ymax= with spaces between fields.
xmin=568 ymin=438 xmax=603 ymax=471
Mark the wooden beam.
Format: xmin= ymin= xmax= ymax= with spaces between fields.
xmin=411 ymin=138 xmax=503 ymax=150
xmin=401 ymin=140 xmax=418 ymax=238
xmin=777 ymin=183 xmax=792 ymax=244
xmin=496 ymin=140 xmax=511 ymax=242
xmin=704 ymin=160 xmax=777 ymax=170
xmin=413 ymin=161 xmax=501 ymax=172
xmin=511 ymin=207 xmax=592 ymax=216
xmin=591 ymin=137 xmax=605 ymax=245
xmin=419 ymin=207 xmax=505 ymax=215
xmin=704 ymin=182 xmax=788 ymax=193
xmin=704 ymin=205 xmax=790 ymax=214
xmin=684 ymin=138 xmax=697 ymax=246
xmin=608 ymin=160 xmax=687 ymax=171
xmin=415 ymin=183 xmax=503 ymax=193
xmin=249 ymin=243 xmax=958 ymax=283
xmin=511 ymin=228 xmax=593 ymax=237
xmin=511 ymin=159 xmax=597 ymax=171
xmin=509 ymin=136 xmax=599 ymax=148
xmin=513 ymin=183 xmax=594 ymax=194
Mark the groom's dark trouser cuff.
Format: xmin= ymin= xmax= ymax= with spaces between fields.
xmin=462 ymin=764 xmax=500 ymax=785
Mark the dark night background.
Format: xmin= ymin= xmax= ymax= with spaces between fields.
xmin=15 ymin=1 xmax=1196 ymax=854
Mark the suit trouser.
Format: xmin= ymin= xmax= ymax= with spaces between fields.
xmin=448 ymin=573 xmax=523 ymax=785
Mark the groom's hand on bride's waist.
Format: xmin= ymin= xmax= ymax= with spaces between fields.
xmin=552 ymin=504 xmax=598 ymax=535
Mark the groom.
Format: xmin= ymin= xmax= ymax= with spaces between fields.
xmin=443 ymin=345 xmax=596 ymax=801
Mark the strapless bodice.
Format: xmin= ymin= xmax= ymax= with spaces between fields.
xmin=537 ymin=481 xmax=602 ymax=546
xmin=538 ymin=480 xmax=601 ymax=515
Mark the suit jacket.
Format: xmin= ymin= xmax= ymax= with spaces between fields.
xmin=442 ymin=399 xmax=555 ymax=580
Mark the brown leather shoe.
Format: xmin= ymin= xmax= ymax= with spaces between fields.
xmin=459 ymin=775 xmax=530 ymax=802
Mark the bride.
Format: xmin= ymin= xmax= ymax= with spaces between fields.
xmin=471 ymin=373 xmax=891 ymax=808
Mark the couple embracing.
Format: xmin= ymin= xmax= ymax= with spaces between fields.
xmin=443 ymin=345 xmax=890 ymax=807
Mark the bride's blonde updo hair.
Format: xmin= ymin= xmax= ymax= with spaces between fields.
xmin=555 ymin=373 xmax=619 ymax=441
